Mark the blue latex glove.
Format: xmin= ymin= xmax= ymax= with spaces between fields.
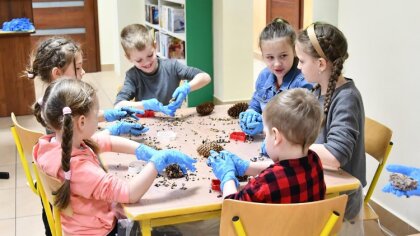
xmin=142 ymin=98 xmax=173 ymax=116
xmin=172 ymin=81 xmax=191 ymax=105
xmin=260 ymin=140 xmax=268 ymax=157
xmin=239 ymin=110 xmax=263 ymax=136
xmin=207 ymin=150 xmax=239 ymax=190
xmin=135 ymin=144 xmax=158 ymax=162
xmin=382 ymin=164 xmax=420 ymax=197
xmin=105 ymin=121 xmax=149 ymax=136
xmin=164 ymin=100 xmax=182 ymax=117
xmin=103 ymin=107 xmax=144 ymax=122
xmin=149 ymin=149 xmax=197 ymax=174
xmin=216 ymin=150 xmax=250 ymax=177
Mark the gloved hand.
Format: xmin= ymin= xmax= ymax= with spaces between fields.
xmin=207 ymin=150 xmax=239 ymax=189
xmin=135 ymin=144 xmax=158 ymax=162
xmin=103 ymin=107 xmax=144 ymax=122
xmin=149 ymin=149 xmax=197 ymax=174
xmin=172 ymin=81 xmax=191 ymax=105
xmin=105 ymin=121 xmax=149 ymax=136
xmin=382 ymin=164 xmax=420 ymax=197
xmin=260 ymin=140 xmax=268 ymax=157
xmin=239 ymin=109 xmax=263 ymax=136
xmin=143 ymin=98 xmax=173 ymax=116
xmin=164 ymin=82 xmax=191 ymax=116
xmin=215 ymin=150 xmax=249 ymax=177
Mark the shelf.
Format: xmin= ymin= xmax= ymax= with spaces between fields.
xmin=162 ymin=0 xmax=185 ymax=5
xmin=159 ymin=28 xmax=185 ymax=41
xmin=144 ymin=21 xmax=160 ymax=31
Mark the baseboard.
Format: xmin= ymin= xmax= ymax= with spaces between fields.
xmin=101 ymin=64 xmax=114 ymax=71
xmin=368 ymin=199 xmax=419 ymax=234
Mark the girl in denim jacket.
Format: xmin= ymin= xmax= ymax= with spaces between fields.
xmin=240 ymin=18 xmax=312 ymax=136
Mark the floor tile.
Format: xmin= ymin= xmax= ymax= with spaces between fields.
xmin=16 ymin=186 xmax=42 ymax=217
xmin=0 ymin=188 xmax=15 ymax=219
xmin=0 ymin=218 xmax=15 ymax=236
xmin=16 ymin=215 xmax=44 ymax=236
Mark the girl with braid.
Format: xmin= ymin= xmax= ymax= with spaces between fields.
xmin=33 ymin=78 xmax=196 ymax=235
xmin=27 ymin=36 xmax=147 ymax=136
xmin=296 ymin=22 xmax=365 ymax=234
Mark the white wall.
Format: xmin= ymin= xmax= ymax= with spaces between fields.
xmin=213 ymin=0 xmax=254 ymax=103
xmin=337 ymin=0 xmax=420 ymax=229
xmin=97 ymin=1 xmax=117 ymax=66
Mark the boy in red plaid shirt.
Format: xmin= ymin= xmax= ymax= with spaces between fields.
xmin=208 ymin=88 xmax=326 ymax=202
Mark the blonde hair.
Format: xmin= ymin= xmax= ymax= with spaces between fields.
xmin=263 ymin=88 xmax=322 ymax=151
xmin=120 ymin=24 xmax=154 ymax=57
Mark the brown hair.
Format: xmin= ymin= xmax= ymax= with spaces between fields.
xmin=259 ymin=18 xmax=296 ymax=50
xmin=120 ymin=24 xmax=154 ymax=57
xmin=297 ymin=22 xmax=349 ymax=119
xmin=33 ymin=78 xmax=99 ymax=209
xmin=263 ymin=88 xmax=322 ymax=151
xmin=26 ymin=36 xmax=82 ymax=83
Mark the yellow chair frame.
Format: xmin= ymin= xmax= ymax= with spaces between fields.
xmin=219 ymin=195 xmax=348 ymax=236
xmin=363 ymin=117 xmax=393 ymax=220
xmin=33 ymin=163 xmax=73 ymax=236
xmin=10 ymin=112 xmax=44 ymax=194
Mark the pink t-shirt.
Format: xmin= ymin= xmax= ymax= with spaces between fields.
xmin=33 ymin=133 xmax=130 ymax=236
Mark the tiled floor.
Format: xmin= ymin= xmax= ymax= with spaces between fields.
xmin=0 ymin=66 xmax=400 ymax=235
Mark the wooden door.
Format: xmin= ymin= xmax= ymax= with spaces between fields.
xmin=266 ymin=0 xmax=303 ymax=30
xmin=31 ymin=0 xmax=100 ymax=72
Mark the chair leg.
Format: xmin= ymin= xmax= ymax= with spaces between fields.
xmin=0 ymin=172 xmax=10 ymax=179
xmin=366 ymin=203 xmax=395 ymax=236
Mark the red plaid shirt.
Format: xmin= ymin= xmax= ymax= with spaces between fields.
xmin=225 ymin=150 xmax=326 ymax=203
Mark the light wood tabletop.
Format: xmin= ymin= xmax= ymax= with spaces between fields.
xmin=100 ymin=105 xmax=360 ymax=236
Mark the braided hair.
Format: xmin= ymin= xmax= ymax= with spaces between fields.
xmin=34 ymin=78 xmax=99 ymax=209
xmin=297 ymin=22 xmax=349 ymax=121
xmin=25 ymin=37 xmax=81 ymax=83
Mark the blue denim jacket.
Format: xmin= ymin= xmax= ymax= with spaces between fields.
xmin=249 ymin=60 xmax=313 ymax=113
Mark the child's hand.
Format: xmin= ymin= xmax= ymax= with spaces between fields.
xmin=382 ymin=164 xmax=420 ymax=197
xmin=105 ymin=121 xmax=149 ymax=136
xmin=207 ymin=150 xmax=239 ymax=189
xmin=103 ymin=107 xmax=144 ymax=122
xmin=149 ymin=150 xmax=197 ymax=174
xmin=239 ymin=110 xmax=263 ymax=135
xmin=213 ymin=150 xmax=250 ymax=177
xmin=172 ymin=82 xmax=191 ymax=104
xmin=135 ymin=144 xmax=158 ymax=162
xmin=142 ymin=99 xmax=165 ymax=112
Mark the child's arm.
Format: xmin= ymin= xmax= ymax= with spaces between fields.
xmin=188 ymin=72 xmax=211 ymax=92
xmin=309 ymin=144 xmax=341 ymax=170
xmin=245 ymin=161 xmax=273 ymax=176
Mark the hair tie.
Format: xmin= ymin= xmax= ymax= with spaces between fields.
xmin=27 ymin=72 xmax=34 ymax=79
xmin=62 ymin=107 xmax=72 ymax=115
xmin=307 ymin=24 xmax=327 ymax=60
xmin=64 ymin=170 xmax=71 ymax=180
xmin=37 ymin=98 xmax=43 ymax=106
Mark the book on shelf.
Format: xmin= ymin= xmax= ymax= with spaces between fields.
xmin=145 ymin=4 xmax=159 ymax=25
xmin=160 ymin=5 xmax=184 ymax=33
xmin=159 ymin=32 xmax=185 ymax=60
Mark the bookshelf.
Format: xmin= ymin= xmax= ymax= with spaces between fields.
xmin=144 ymin=0 xmax=213 ymax=107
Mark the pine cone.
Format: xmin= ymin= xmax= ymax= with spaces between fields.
xmin=196 ymin=102 xmax=215 ymax=116
xmin=227 ymin=102 xmax=248 ymax=118
xmin=165 ymin=164 xmax=184 ymax=179
xmin=196 ymin=141 xmax=224 ymax=158
xmin=390 ymin=173 xmax=418 ymax=191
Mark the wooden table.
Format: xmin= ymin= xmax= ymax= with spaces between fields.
xmin=101 ymin=105 xmax=360 ymax=236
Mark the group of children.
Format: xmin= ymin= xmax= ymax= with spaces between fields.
xmin=26 ymin=18 xmax=366 ymax=235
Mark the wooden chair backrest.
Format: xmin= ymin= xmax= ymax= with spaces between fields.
xmin=364 ymin=117 xmax=393 ymax=162
xmin=219 ymin=195 xmax=348 ymax=236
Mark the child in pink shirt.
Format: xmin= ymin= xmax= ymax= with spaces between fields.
xmin=33 ymin=78 xmax=196 ymax=235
